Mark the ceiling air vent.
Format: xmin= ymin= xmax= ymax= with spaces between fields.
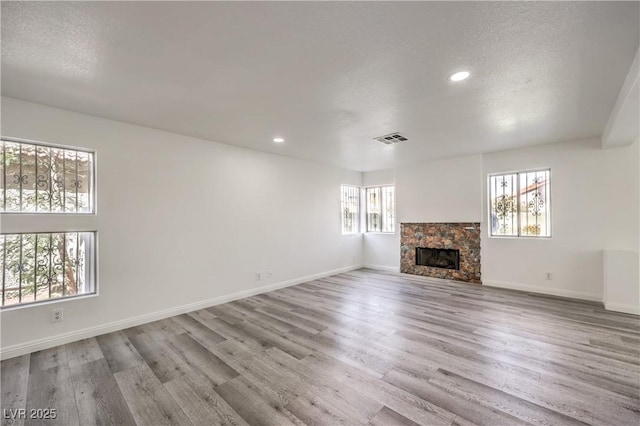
xmin=373 ymin=132 xmax=408 ymax=145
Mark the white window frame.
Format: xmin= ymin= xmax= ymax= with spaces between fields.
xmin=0 ymin=136 xmax=98 ymax=309
xmin=340 ymin=184 xmax=360 ymax=235
xmin=365 ymin=185 xmax=396 ymax=233
xmin=487 ymin=168 xmax=551 ymax=238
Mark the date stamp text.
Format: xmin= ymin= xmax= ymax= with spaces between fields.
xmin=3 ymin=408 xmax=57 ymax=420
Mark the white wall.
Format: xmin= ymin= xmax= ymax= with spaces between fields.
xmin=604 ymin=250 xmax=639 ymax=314
xmin=482 ymin=138 xmax=639 ymax=302
xmin=396 ymin=154 xmax=483 ymax=223
xmin=0 ymin=97 xmax=363 ymax=358
xmin=603 ymin=141 xmax=640 ymax=251
xmin=362 ymin=169 xmax=399 ymax=270
xmin=602 ymin=139 xmax=640 ymax=314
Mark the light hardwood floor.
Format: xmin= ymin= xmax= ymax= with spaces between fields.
xmin=1 ymin=268 xmax=639 ymax=425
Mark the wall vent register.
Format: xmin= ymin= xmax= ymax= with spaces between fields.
xmin=373 ymin=132 xmax=408 ymax=145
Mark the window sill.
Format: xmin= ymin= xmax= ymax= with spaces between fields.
xmin=488 ymin=235 xmax=552 ymax=240
xmin=0 ymin=212 xmax=96 ymax=216
xmin=0 ymin=292 xmax=98 ymax=312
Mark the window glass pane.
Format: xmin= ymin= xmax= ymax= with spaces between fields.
xmin=0 ymin=146 xmax=3 ymax=210
xmin=341 ymin=185 xmax=360 ymax=234
xmin=366 ymin=187 xmax=382 ymax=232
xmin=4 ymin=141 xmax=21 ymax=212
xmin=519 ymin=170 xmax=550 ymax=237
xmin=1 ymin=232 xmax=95 ymax=307
xmin=36 ymin=145 xmax=51 ymax=212
xmin=381 ymin=186 xmax=395 ymax=233
xmin=0 ymin=140 xmax=94 ymax=213
xmin=489 ymin=173 xmax=518 ymax=236
xmin=21 ymin=144 xmax=37 ymax=212
xmin=63 ymin=150 xmax=77 ymax=212
xmin=2 ymin=234 xmax=21 ymax=303
xmin=76 ymin=151 xmax=92 ymax=212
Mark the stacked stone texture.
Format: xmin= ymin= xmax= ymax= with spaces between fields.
xmin=400 ymin=223 xmax=481 ymax=284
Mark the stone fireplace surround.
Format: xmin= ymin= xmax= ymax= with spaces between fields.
xmin=400 ymin=222 xmax=481 ymax=284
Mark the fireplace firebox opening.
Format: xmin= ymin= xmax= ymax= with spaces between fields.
xmin=415 ymin=247 xmax=460 ymax=270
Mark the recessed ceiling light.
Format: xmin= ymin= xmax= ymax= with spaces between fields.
xmin=449 ymin=71 xmax=470 ymax=82
xmin=273 ymin=137 xmax=284 ymax=143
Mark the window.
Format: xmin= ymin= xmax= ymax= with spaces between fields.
xmin=1 ymin=138 xmax=97 ymax=308
xmin=489 ymin=169 xmax=550 ymax=237
xmin=341 ymin=185 xmax=360 ymax=234
xmin=366 ymin=186 xmax=395 ymax=233
xmin=0 ymin=140 xmax=94 ymax=213
xmin=0 ymin=232 xmax=96 ymax=307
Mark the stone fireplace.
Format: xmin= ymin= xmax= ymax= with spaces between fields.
xmin=400 ymin=223 xmax=481 ymax=284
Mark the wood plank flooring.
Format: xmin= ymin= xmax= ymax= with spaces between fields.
xmin=1 ymin=268 xmax=639 ymax=425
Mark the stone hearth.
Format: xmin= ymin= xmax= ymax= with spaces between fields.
xmin=401 ymin=223 xmax=481 ymax=284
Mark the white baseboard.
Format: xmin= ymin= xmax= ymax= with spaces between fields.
xmin=0 ymin=265 xmax=361 ymax=360
xmin=604 ymin=302 xmax=640 ymax=315
xmin=362 ymin=264 xmax=399 ymax=273
xmin=483 ymin=280 xmax=602 ymax=302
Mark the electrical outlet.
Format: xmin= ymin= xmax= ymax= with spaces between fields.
xmin=267 ymin=270 xmax=273 ymax=278
xmin=545 ymin=272 xmax=552 ymax=280
xmin=51 ymin=308 xmax=63 ymax=323
xmin=256 ymin=272 xmax=261 ymax=281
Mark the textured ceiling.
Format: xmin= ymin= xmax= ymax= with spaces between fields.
xmin=2 ymin=1 xmax=639 ymax=171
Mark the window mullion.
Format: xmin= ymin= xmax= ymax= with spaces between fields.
xmin=33 ymin=234 xmax=38 ymax=301
xmin=63 ymin=233 xmax=68 ymax=296
xmin=2 ymin=235 xmax=5 ymax=306
xmin=516 ymin=173 xmax=521 ymax=237
xmin=2 ymin=142 xmax=5 ymax=211
xmin=48 ymin=234 xmax=53 ymax=299
xmin=380 ymin=187 xmax=384 ymax=232
xmin=18 ymin=234 xmax=23 ymax=303
xmin=18 ymin=143 xmax=23 ymax=211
